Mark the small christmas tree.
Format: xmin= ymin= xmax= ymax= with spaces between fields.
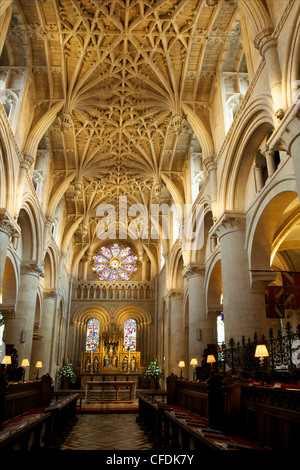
xmin=144 ymin=358 xmax=161 ymax=379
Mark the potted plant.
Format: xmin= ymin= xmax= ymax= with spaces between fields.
xmin=144 ymin=358 xmax=162 ymax=389
xmin=58 ymin=358 xmax=76 ymax=389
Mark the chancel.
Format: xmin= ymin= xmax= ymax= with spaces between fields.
xmin=0 ymin=0 xmax=299 ymax=452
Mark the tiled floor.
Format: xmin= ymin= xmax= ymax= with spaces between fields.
xmin=61 ymin=413 xmax=153 ymax=451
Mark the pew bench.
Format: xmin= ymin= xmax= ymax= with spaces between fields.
xmin=0 ymin=408 xmax=51 ymax=450
xmin=0 ymin=393 xmax=79 ymax=450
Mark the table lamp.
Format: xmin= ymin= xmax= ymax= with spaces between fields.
xmin=190 ymin=358 xmax=198 ymax=380
xmin=178 ymin=361 xmax=185 ymax=378
xmin=35 ymin=361 xmax=42 ymax=379
xmin=21 ymin=358 xmax=30 ymax=381
xmin=255 ymin=344 xmax=269 ymax=385
xmin=207 ymin=354 xmax=216 ymax=366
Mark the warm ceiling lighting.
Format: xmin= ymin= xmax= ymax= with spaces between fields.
xmin=1 ymin=355 xmax=11 ymax=365
xmin=21 ymin=359 xmax=30 ymax=367
xmin=207 ymin=355 xmax=216 ymax=364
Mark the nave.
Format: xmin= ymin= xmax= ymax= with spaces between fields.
xmin=61 ymin=413 xmax=152 ymax=451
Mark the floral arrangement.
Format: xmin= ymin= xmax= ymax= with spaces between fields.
xmin=144 ymin=358 xmax=162 ymax=379
xmin=58 ymin=358 xmax=76 ymax=384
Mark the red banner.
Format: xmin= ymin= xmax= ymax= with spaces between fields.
xmin=265 ymin=286 xmax=285 ymax=318
xmin=281 ymin=272 xmax=300 ymax=309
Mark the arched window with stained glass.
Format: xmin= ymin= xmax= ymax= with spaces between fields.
xmin=86 ymin=318 xmax=100 ymax=352
xmin=124 ymin=318 xmax=137 ymax=352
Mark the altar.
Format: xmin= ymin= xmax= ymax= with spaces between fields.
xmin=80 ymin=331 xmax=141 ymax=391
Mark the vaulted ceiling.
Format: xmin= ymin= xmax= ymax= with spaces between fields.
xmin=3 ymin=0 xmax=245 ymax=263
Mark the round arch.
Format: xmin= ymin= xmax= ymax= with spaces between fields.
xmin=72 ymin=305 xmax=111 ymax=327
xmin=114 ymin=305 xmax=152 ymax=326
xmin=205 ymin=251 xmax=223 ymax=319
xmin=168 ymin=240 xmax=185 ymax=290
xmin=246 ymin=182 xmax=299 ymax=272
xmin=18 ymin=196 xmax=43 ymax=261
xmin=218 ymin=98 xmax=274 ymax=214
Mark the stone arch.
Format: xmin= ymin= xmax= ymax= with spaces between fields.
xmin=114 ymin=305 xmax=152 ymax=326
xmin=72 ymin=305 xmax=111 ymax=329
xmin=18 ymin=197 xmax=43 ymax=261
xmin=284 ymin=4 xmax=300 ymax=107
xmin=218 ymin=99 xmax=274 ymax=214
xmin=168 ymin=241 xmax=184 ymax=290
xmin=43 ymin=249 xmax=56 ymax=290
xmin=0 ymin=114 xmax=17 ymax=213
xmin=205 ymin=252 xmax=223 ymax=319
xmin=1 ymin=254 xmax=18 ymax=312
xmin=237 ymin=0 xmax=273 ymax=37
xmin=247 ymin=184 xmax=300 ymax=273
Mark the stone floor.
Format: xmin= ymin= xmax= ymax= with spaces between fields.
xmin=60 ymin=413 xmax=153 ymax=451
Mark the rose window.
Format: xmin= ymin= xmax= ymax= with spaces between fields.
xmin=92 ymin=244 xmax=137 ymax=281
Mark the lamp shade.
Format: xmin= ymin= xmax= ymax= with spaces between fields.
xmin=190 ymin=358 xmax=198 ymax=366
xmin=207 ymin=354 xmax=216 ymax=364
xmin=35 ymin=361 xmax=42 ymax=368
xmin=255 ymin=344 xmax=269 ymax=358
xmin=178 ymin=361 xmax=185 ymax=368
xmin=1 ymin=355 xmax=11 ymax=365
xmin=21 ymin=359 xmax=30 ymax=367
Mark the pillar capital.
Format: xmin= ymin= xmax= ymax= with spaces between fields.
xmin=254 ymin=27 xmax=276 ymax=56
xmin=43 ymin=288 xmax=59 ymax=300
xmin=0 ymin=209 xmax=20 ymax=237
xmin=182 ymin=263 xmax=205 ymax=279
xmin=21 ymin=261 xmax=45 ymax=278
xmin=210 ymin=211 xmax=246 ymax=239
xmin=20 ymin=153 xmax=35 ymax=171
xmin=167 ymin=289 xmax=183 ymax=300
xmin=203 ymin=154 xmax=217 ymax=172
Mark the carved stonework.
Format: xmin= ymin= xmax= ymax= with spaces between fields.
xmin=21 ymin=261 xmax=45 ymax=278
xmin=182 ymin=263 xmax=205 ymax=279
xmin=211 ymin=211 xmax=246 ymax=240
xmin=0 ymin=210 xmax=19 ymax=238
xmin=20 ymin=153 xmax=35 ymax=171
xmin=43 ymin=289 xmax=59 ymax=300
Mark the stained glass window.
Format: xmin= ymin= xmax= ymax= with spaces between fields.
xmin=92 ymin=244 xmax=137 ymax=281
xmin=86 ymin=318 xmax=100 ymax=351
xmin=124 ymin=318 xmax=137 ymax=351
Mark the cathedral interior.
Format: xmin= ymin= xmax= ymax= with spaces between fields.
xmin=0 ymin=0 xmax=299 ymax=452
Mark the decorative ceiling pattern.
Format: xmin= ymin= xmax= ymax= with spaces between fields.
xmin=4 ymin=0 xmax=244 ymax=260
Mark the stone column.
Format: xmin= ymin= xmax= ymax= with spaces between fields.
xmin=263 ymin=147 xmax=277 ymax=178
xmin=254 ymin=29 xmax=284 ymax=120
xmin=254 ymin=165 xmax=264 ymax=192
xmin=30 ymin=288 xmax=58 ymax=379
xmin=212 ymin=212 xmax=270 ymax=343
xmin=0 ymin=210 xmax=19 ymax=291
xmin=167 ymin=290 xmax=184 ymax=377
xmin=15 ymin=154 xmax=35 ymax=218
xmin=7 ymin=261 xmax=44 ymax=373
xmin=183 ymin=264 xmax=215 ymax=372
